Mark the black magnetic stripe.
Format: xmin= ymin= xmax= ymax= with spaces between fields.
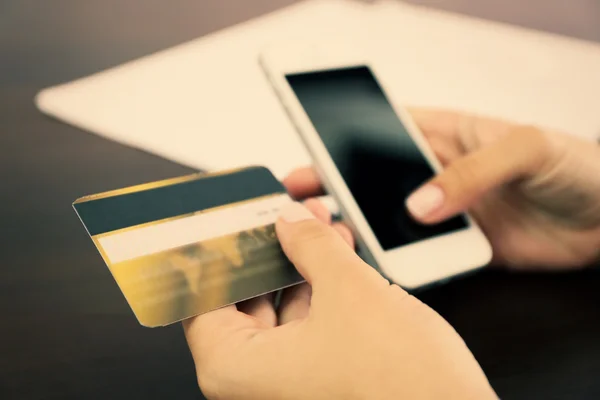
xmin=74 ymin=167 xmax=284 ymax=236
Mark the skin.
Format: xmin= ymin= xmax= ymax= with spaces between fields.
xmin=184 ymin=109 xmax=600 ymax=399
xmin=184 ymin=201 xmax=496 ymax=400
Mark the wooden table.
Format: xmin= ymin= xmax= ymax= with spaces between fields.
xmin=1 ymin=1 xmax=599 ymax=398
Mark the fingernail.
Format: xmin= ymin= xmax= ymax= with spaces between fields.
xmin=279 ymin=202 xmax=316 ymax=223
xmin=406 ymin=184 xmax=445 ymax=219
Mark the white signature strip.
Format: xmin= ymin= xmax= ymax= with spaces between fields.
xmin=97 ymin=193 xmax=291 ymax=264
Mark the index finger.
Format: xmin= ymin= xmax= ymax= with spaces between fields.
xmin=283 ymin=167 xmax=324 ymax=200
xmin=407 ymin=107 xmax=464 ymax=138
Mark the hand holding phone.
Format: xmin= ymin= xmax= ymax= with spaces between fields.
xmin=280 ymin=104 xmax=600 ymax=274
xmin=261 ymin=46 xmax=492 ymax=288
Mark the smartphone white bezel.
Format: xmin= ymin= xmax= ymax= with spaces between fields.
xmin=260 ymin=45 xmax=492 ymax=289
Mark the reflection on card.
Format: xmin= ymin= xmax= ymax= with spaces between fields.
xmin=73 ymin=167 xmax=302 ymax=327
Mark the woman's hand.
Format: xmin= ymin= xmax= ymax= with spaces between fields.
xmin=184 ymin=202 xmax=496 ymax=400
xmin=286 ymin=110 xmax=600 ymax=270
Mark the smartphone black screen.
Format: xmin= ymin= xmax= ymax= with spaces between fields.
xmin=286 ymin=66 xmax=468 ymax=250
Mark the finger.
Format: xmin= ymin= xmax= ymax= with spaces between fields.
xmin=275 ymin=198 xmax=329 ymax=324
xmin=283 ymin=167 xmax=324 ymax=200
xmin=303 ymin=198 xmax=331 ymax=224
xmin=409 ymin=107 xmax=514 ymax=153
xmin=276 ymin=202 xmax=386 ymax=294
xmin=425 ymin=134 xmax=464 ymax=167
xmin=277 ymin=222 xmax=354 ymax=324
xmin=277 ymin=283 xmax=312 ymax=324
xmin=407 ymin=107 xmax=464 ymax=138
xmin=405 ymin=126 xmax=552 ymax=224
xmin=236 ymin=293 xmax=277 ymax=327
xmin=333 ymin=222 xmax=354 ymax=248
xmin=183 ymin=305 xmax=258 ymax=363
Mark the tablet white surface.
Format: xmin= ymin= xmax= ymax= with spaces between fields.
xmin=36 ymin=0 xmax=600 ymax=179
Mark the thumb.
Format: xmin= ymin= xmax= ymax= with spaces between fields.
xmin=276 ymin=202 xmax=385 ymax=293
xmin=406 ymin=126 xmax=552 ymax=224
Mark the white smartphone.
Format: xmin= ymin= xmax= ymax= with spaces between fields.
xmin=260 ymin=45 xmax=492 ymax=289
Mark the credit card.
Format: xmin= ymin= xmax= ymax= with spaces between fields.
xmin=73 ymin=166 xmax=302 ymax=327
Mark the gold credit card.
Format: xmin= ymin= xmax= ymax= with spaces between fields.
xmin=73 ymin=166 xmax=302 ymax=327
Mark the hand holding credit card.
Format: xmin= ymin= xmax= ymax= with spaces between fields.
xmin=73 ymin=166 xmax=303 ymax=327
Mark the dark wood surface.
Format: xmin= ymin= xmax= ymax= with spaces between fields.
xmin=1 ymin=1 xmax=599 ymax=399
